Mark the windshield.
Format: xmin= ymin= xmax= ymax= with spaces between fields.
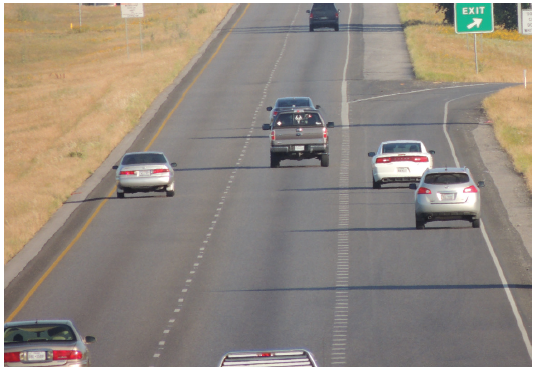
xmin=274 ymin=113 xmax=322 ymax=127
xmin=424 ymin=173 xmax=470 ymax=185
xmin=5 ymin=324 xmax=76 ymax=343
xmin=382 ymin=142 xmax=421 ymax=154
xmin=122 ymin=153 xmax=167 ymax=165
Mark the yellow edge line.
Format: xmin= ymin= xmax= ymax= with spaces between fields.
xmin=6 ymin=4 xmax=250 ymax=323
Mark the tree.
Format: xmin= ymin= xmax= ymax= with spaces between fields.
xmin=434 ymin=3 xmax=532 ymax=30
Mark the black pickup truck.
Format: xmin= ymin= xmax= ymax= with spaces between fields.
xmin=262 ymin=109 xmax=334 ymax=168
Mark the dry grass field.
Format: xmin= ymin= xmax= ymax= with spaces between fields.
xmin=4 ymin=3 xmax=233 ymax=264
xmin=398 ymin=3 xmax=532 ymax=191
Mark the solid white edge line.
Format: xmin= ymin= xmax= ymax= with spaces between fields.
xmin=443 ymin=94 xmax=532 ymax=359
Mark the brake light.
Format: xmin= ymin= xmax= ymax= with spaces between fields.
xmin=152 ymin=168 xmax=169 ymax=174
xmin=323 ymin=127 xmax=328 ymax=139
xmin=259 ymin=353 xmax=272 ymax=357
xmin=120 ymin=170 xmax=135 ymax=175
xmin=463 ymin=185 xmax=478 ymax=193
xmin=4 ymin=352 xmax=21 ymax=363
xmin=376 ymin=156 xmax=428 ymax=163
xmin=417 ymin=187 xmax=431 ymax=194
xmin=335 ymin=12 xmax=339 ymax=19
xmin=309 ymin=13 xmax=313 ymax=19
xmin=271 ymin=130 xmax=275 ymax=141
xmin=53 ymin=350 xmax=83 ymax=360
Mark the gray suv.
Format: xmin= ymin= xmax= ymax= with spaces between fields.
xmin=409 ymin=167 xmax=485 ymax=229
xmin=307 ymin=3 xmax=340 ymax=32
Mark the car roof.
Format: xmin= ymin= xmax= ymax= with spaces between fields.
xmin=5 ymin=320 xmax=74 ymax=328
xmin=425 ymin=167 xmax=469 ymax=174
xmin=381 ymin=140 xmax=423 ymax=145
xmin=123 ymin=151 xmax=164 ymax=155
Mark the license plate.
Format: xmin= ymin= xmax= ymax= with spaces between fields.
xmin=397 ymin=167 xmax=409 ymax=173
xmin=320 ymin=16 xmax=328 ymax=19
xmin=138 ymin=170 xmax=151 ymax=176
xmin=440 ymin=193 xmax=455 ymax=201
xmin=294 ymin=145 xmax=305 ymax=151
xmin=28 ymin=351 xmax=47 ymax=361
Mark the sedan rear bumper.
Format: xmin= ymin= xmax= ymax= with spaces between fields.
xmin=117 ymin=176 xmax=172 ymax=190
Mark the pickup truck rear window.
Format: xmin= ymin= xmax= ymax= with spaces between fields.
xmin=274 ymin=113 xmax=322 ymax=127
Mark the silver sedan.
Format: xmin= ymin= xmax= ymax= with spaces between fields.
xmin=4 ymin=320 xmax=96 ymax=367
xmin=113 ymin=151 xmax=177 ymax=198
xmin=409 ymin=167 xmax=485 ymax=229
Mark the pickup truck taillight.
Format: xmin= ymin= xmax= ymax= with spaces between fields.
xmin=271 ymin=130 xmax=276 ymax=141
xmin=323 ymin=127 xmax=327 ymax=139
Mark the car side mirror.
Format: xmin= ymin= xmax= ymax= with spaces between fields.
xmin=112 ymin=165 xmax=118 ymax=170
xmin=85 ymin=336 xmax=96 ymax=344
xmin=306 ymin=10 xmax=310 ymax=13
xmin=262 ymin=123 xmax=271 ymax=130
xmin=327 ymin=122 xmax=334 ymax=128
xmin=315 ymin=105 xmax=321 ymax=109
xmin=429 ymin=150 xmax=435 ymax=155
xmin=170 ymin=162 xmax=177 ymax=167
xmin=409 ymin=184 xmax=417 ymax=190
xmin=368 ymin=152 xmax=375 ymax=157
xmin=266 ymin=106 xmax=272 ymax=111
xmin=477 ymin=181 xmax=485 ymax=188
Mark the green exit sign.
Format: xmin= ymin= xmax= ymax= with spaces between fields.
xmin=455 ymin=3 xmax=494 ymax=33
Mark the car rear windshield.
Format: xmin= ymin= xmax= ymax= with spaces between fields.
xmin=5 ymin=324 xmax=76 ymax=343
xmin=274 ymin=113 xmax=322 ymax=127
xmin=424 ymin=173 xmax=470 ymax=185
xmin=382 ymin=143 xmax=421 ymax=154
xmin=122 ymin=153 xmax=167 ymax=165
xmin=276 ymin=98 xmax=310 ymax=108
xmin=312 ymin=3 xmax=337 ymax=12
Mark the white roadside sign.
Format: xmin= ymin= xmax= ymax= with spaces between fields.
xmin=521 ymin=10 xmax=532 ymax=35
xmin=121 ymin=3 xmax=144 ymax=18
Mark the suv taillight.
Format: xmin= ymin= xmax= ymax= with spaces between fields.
xmin=463 ymin=185 xmax=478 ymax=193
xmin=309 ymin=13 xmax=313 ymax=19
xmin=417 ymin=187 xmax=432 ymax=194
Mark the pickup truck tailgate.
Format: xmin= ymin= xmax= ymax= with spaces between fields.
xmin=272 ymin=127 xmax=325 ymax=146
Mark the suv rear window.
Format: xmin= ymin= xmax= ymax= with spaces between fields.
xmin=274 ymin=113 xmax=322 ymax=127
xmin=312 ymin=3 xmax=337 ymax=12
xmin=424 ymin=173 xmax=470 ymax=185
xmin=276 ymin=98 xmax=310 ymax=108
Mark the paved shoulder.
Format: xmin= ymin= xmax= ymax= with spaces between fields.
xmin=362 ymin=3 xmax=414 ymax=81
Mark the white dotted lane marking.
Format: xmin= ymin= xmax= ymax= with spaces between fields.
xmin=150 ymin=5 xmax=302 ymax=365
xmin=331 ymin=3 xmax=352 ymax=366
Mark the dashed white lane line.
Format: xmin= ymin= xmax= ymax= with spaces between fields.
xmin=150 ymin=5 xmax=302 ymax=365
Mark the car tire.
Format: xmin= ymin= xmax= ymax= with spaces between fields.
xmin=334 ymin=24 xmax=339 ymax=31
xmin=309 ymin=25 xmax=314 ymax=32
xmin=166 ymin=190 xmax=175 ymax=197
xmin=270 ymin=154 xmax=280 ymax=168
xmin=320 ymin=154 xmax=329 ymax=167
xmin=372 ymin=174 xmax=381 ymax=189
xmin=472 ymin=218 xmax=481 ymax=228
xmin=416 ymin=217 xmax=425 ymax=230
xmin=117 ymin=192 xmax=124 ymax=199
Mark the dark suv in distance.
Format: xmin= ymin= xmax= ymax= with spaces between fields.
xmin=307 ymin=3 xmax=340 ymax=32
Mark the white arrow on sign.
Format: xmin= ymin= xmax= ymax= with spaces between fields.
xmin=467 ymin=18 xmax=483 ymax=29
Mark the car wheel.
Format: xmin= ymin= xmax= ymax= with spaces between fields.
xmin=372 ymin=174 xmax=381 ymax=189
xmin=117 ymin=192 xmax=124 ymax=199
xmin=416 ymin=217 xmax=425 ymax=230
xmin=472 ymin=218 xmax=481 ymax=228
xmin=334 ymin=24 xmax=339 ymax=31
xmin=270 ymin=154 xmax=280 ymax=168
xmin=166 ymin=190 xmax=175 ymax=197
xmin=320 ymin=154 xmax=329 ymax=167
xmin=309 ymin=25 xmax=314 ymax=32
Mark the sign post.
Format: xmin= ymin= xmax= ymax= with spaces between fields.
xmin=121 ymin=4 xmax=144 ymax=58
xmin=454 ymin=3 xmax=494 ymax=74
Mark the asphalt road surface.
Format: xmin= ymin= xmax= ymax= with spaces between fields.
xmin=4 ymin=4 xmax=531 ymax=366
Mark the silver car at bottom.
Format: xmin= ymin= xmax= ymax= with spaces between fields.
xmin=4 ymin=320 xmax=96 ymax=367
xmin=409 ymin=167 xmax=485 ymax=229
xmin=113 ymin=151 xmax=177 ymax=198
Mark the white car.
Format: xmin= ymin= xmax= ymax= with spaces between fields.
xmin=368 ymin=140 xmax=435 ymax=189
